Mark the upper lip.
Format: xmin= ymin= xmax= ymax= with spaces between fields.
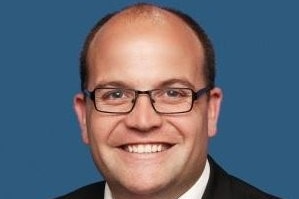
xmin=118 ymin=141 xmax=176 ymax=147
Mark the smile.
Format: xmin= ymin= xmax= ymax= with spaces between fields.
xmin=123 ymin=144 xmax=172 ymax=154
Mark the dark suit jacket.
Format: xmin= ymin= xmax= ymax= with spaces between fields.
xmin=55 ymin=156 xmax=281 ymax=199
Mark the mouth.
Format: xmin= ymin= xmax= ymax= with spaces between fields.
xmin=121 ymin=143 xmax=173 ymax=154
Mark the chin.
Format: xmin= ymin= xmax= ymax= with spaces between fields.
xmin=123 ymin=180 xmax=169 ymax=196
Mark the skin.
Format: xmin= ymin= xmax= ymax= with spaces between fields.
xmin=74 ymin=7 xmax=222 ymax=199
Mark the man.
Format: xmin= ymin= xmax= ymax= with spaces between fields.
xmin=57 ymin=3 xmax=280 ymax=199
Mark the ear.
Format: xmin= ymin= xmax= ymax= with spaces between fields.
xmin=207 ymin=87 xmax=223 ymax=137
xmin=73 ymin=93 xmax=90 ymax=144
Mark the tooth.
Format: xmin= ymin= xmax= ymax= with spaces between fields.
xmin=128 ymin=145 xmax=133 ymax=153
xmin=137 ymin=145 xmax=144 ymax=153
xmin=157 ymin=144 xmax=162 ymax=152
xmin=152 ymin=145 xmax=157 ymax=152
xmin=145 ymin=144 xmax=151 ymax=153
xmin=125 ymin=144 xmax=168 ymax=153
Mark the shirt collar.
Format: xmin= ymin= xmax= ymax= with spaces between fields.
xmin=104 ymin=159 xmax=210 ymax=199
xmin=178 ymin=159 xmax=210 ymax=199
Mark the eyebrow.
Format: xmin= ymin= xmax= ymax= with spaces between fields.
xmin=158 ymin=79 xmax=195 ymax=90
xmin=94 ymin=81 xmax=131 ymax=89
xmin=93 ymin=78 xmax=196 ymax=90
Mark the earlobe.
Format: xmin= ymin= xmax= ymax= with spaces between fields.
xmin=207 ymin=87 xmax=223 ymax=137
xmin=73 ymin=93 xmax=89 ymax=144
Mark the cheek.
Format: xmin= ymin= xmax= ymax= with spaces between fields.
xmin=169 ymin=109 xmax=210 ymax=163
xmin=85 ymin=113 xmax=117 ymax=165
xmin=87 ymin=112 xmax=113 ymax=145
xmin=167 ymin=110 xmax=208 ymax=142
xmin=86 ymin=111 xmax=125 ymax=147
xmin=166 ymin=111 xmax=209 ymax=171
xmin=169 ymin=114 xmax=208 ymax=155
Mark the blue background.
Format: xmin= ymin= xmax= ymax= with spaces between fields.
xmin=0 ymin=1 xmax=298 ymax=198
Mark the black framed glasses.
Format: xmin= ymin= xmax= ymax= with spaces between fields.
xmin=83 ymin=86 xmax=211 ymax=114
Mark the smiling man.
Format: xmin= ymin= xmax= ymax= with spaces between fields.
xmin=56 ymin=3 xmax=279 ymax=199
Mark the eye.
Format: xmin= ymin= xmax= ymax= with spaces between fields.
xmin=101 ymin=89 xmax=125 ymax=100
xmin=165 ymin=89 xmax=189 ymax=98
xmin=166 ymin=89 xmax=180 ymax=97
xmin=110 ymin=90 xmax=123 ymax=98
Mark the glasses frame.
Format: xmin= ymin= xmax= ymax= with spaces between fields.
xmin=83 ymin=86 xmax=212 ymax=114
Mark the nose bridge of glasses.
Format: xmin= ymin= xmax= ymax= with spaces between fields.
xmin=133 ymin=90 xmax=156 ymax=104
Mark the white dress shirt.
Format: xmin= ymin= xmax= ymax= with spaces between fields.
xmin=104 ymin=159 xmax=210 ymax=199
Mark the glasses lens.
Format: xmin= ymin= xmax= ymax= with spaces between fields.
xmin=152 ymin=88 xmax=193 ymax=113
xmin=94 ymin=88 xmax=135 ymax=113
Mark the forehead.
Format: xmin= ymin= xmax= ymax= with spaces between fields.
xmin=87 ymin=8 xmax=205 ymax=89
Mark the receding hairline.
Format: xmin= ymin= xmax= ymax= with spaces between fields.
xmin=90 ymin=4 xmax=202 ymax=46
xmin=101 ymin=4 xmax=180 ymax=28
xmin=111 ymin=3 xmax=168 ymax=23
xmin=80 ymin=3 xmax=216 ymax=91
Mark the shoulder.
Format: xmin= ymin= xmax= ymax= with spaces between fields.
xmin=55 ymin=181 xmax=105 ymax=199
xmin=228 ymin=174 xmax=280 ymax=199
xmin=204 ymin=156 xmax=281 ymax=199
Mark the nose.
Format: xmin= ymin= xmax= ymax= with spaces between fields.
xmin=124 ymin=94 xmax=162 ymax=132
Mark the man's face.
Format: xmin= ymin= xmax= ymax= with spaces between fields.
xmin=74 ymin=14 xmax=222 ymax=198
